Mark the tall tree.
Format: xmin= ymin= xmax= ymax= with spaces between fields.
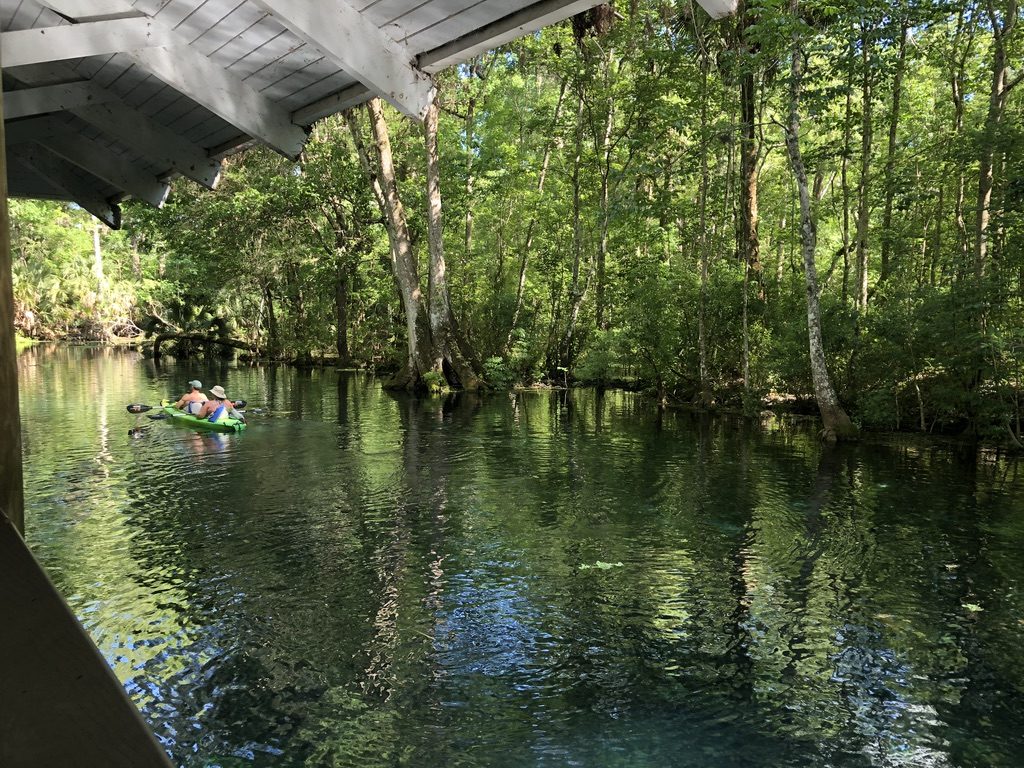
xmin=975 ymin=0 xmax=1022 ymax=277
xmin=782 ymin=0 xmax=859 ymax=441
xmin=879 ymin=13 xmax=910 ymax=282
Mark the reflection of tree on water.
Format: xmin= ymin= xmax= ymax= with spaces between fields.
xmin=23 ymin=353 xmax=1024 ymax=766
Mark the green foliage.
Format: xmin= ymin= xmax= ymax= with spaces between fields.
xmin=422 ymin=370 xmax=447 ymax=394
xmin=12 ymin=0 xmax=1024 ymax=441
xmin=483 ymin=356 xmax=516 ymax=389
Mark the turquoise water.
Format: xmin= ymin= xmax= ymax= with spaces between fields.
xmin=19 ymin=345 xmax=1024 ymax=767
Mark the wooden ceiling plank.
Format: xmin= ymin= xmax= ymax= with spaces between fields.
xmin=1 ymin=17 xmax=177 ymax=67
xmin=250 ymin=0 xmax=435 ymax=121
xmin=695 ymin=0 xmax=738 ymax=19
xmin=17 ymin=142 xmax=121 ymax=227
xmin=291 ymin=82 xmax=370 ymax=126
xmin=128 ymin=45 xmax=307 ymax=157
xmin=75 ymin=100 xmax=223 ymax=187
xmin=418 ymin=0 xmax=607 ymax=72
xmin=37 ymin=130 xmax=170 ymax=206
xmin=2 ymin=80 xmax=116 ymax=119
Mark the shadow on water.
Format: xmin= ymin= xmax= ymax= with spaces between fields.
xmin=16 ymin=347 xmax=1024 ymax=767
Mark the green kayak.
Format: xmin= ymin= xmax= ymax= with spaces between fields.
xmin=160 ymin=403 xmax=247 ymax=433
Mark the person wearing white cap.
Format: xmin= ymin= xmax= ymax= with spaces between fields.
xmin=173 ymin=380 xmax=208 ymax=415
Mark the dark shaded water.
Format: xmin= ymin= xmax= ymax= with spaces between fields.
xmin=18 ymin=345 xmax=1024 ymax=767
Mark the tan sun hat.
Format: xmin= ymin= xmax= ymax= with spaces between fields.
xmin=209 ymin=385 xmax=227 ymax=399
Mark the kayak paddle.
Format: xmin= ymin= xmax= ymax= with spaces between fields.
xmin=126 ymin=400 xmax=247 ymax=414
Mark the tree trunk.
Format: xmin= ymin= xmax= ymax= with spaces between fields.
xmin=424 ymin=96 xmax=481 ymax=390
xmin=698 ymin=57 xmax=712 ymax=406
xmin=738 ymin=0 xmax=762 ymax=295
xmin=854 ymin=21 xmax=873 ymax=312
xmin=879 ymin=17 xmax=909 ymax=282
xmin=465 ymin=93 xmax=475 ymax=260
xmin=738 ymin=0 xmax=760 ymax=401
xmin=263 ymin=282 xmax=279 ymax=357
xmin=784 ymin=0 xmax=858 ymax=442
xmin=362 ymin=98 xmax=433 ymax=386
xmin=335 ymin=262 xmax=350 ymax=365
xmin=975 ymin=0 xmax=1019 ymax=278
xmin=840 ymin=38 xmax=854 ymax=306
xmin=506 ymin=78 xmax=567 ymax=353
xmin=560 ymin=94 xmax=588 ymax=372
xmin=596 ymin=49 xmax=615 ymax=331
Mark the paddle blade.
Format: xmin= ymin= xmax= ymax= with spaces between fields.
xmin=233 ymin=400 xmax=247 ymax=409
xmin=127 ymin=404 xmax=153 ymax=414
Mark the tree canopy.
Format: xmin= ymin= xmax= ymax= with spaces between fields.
xmin=10 ymin=0 xmax=1024 ymax=441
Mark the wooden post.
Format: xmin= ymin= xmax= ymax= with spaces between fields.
xmin=0 ymin=40 xmax=26 ymax=534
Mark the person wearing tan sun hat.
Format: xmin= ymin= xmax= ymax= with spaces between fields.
xmin=172 ymin=379 xmax=207 ymax=415
xmin=196 ymin=385 xmax=239 ymax=423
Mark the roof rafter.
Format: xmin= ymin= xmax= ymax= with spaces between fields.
xmin=419 ymin=0 xmax=608 ymax=73
xmin=2 ymin=81 xmax=118 ymax=120
xmin=14 ymin=144 xmax=121 ymax=227
xmin=291 ymin=84 xmax=371 ymax=127
xmin=6 ymin=63 xmax=224 ymax=189
xmin=251 ymin=0 xmax=435 ymax=121
xmin=37 ymin=130 xmax=170 ymax=207
xmin=128 ymin=46 xmax=308 ymax=159
xmin=75 ymin=101 xmax=223 ymax=189
xmin=695 ymin=0 xmax=738 ymax=19
xmin=37 ymin=0 xmax=308 ymax=157
xmin=1 ymin=17 xmax=177 ymax=68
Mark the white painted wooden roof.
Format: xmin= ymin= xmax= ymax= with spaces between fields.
xmin=1 ymin=0 xmax=735 ymax=227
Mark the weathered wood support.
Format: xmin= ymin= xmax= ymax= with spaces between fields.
xmin=0 ymin=39 xmax=25 ymax=534
xmin=0 ymin=516 xmax=174 ymax=767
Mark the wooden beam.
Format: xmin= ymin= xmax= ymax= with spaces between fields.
xmin=291 ymin=83 xmax=371 ymax=127
xmin=1 ymin=18 xmax=177 ymax=69
xmin=33 ymin=0 xmax=142 ymax=20
xmin=0 ymin=517 xmax=175 ymax=767
xmin=39 ymin=131 xmax=170 ymax=207
xmin=75 ymin=101 xmax=223 ymax=189
xmin=251 ymin=0 xmax=435 ymax=121
xmin=695 ymin=0 xmax=739 ymax=19
xmin=418 ymin=0 xmax=608 ymax=73
xmin=13 ymin=146 xmax=120 ymax=228
xmin=129 ymin=46 xmax=308 ymax=159
xmin=0 ymin=44 xmax=25 ymax=536
xmin=3 ymin=62 xmax=224 ymax=189
xmin=2 ymin=81 xmax=117 ymax=120
xmin=3 ymin=116 xmax=67 ymax=146
xmin=35 ymin=0 xmax=308 ymax=157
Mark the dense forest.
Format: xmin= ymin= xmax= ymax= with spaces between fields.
xmin=9 ymin=0 xmax=1024 ymax=441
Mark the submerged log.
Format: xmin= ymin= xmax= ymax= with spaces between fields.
xmin=151 ymin=333 xmax=254 ymax=361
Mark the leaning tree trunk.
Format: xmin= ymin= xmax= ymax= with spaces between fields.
xmin=362 ymin=98 xmax=433 ymax=387
xmin=423 ymin=96 xmax=481 ymax=389
xmin=784 ymin=0 xmax=858 ymax=442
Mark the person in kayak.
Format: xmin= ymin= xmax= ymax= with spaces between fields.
xmin=196 ymin=385 xmax=242 ymax=423
xmin=173 ymin=380 xmax=207 ymax=415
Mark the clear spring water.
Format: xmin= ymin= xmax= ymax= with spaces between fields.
xmin=18 ymin=345 xmax=1024 ymax=767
